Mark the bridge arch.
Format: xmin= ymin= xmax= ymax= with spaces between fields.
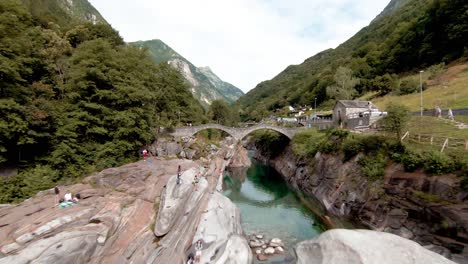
xmin=171 ymin=123 xmax=301 ymax=141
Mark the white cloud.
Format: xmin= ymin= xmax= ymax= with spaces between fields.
xmin=88 ymin=0 xmax=390 ymax=93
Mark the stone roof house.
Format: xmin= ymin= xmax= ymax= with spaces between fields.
xmin=333 ymin=100 xmax=380 ymax=129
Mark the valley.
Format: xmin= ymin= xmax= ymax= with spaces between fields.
xmin=0 ymin=0 xmax=467 ymax=263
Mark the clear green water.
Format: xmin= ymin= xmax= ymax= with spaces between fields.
xmin=223 ymin=157 xmax=324 ymax=262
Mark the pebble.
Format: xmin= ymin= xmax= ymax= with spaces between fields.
xmin=271 ymin=238 xmax=282 ymax=244
xmin=257 ymin=254 xmax=268 ymax=261
xmin=264 ymin=247 xmax=275 ymax=255
xmin=275 ymin=246 xmax=284 ymax=254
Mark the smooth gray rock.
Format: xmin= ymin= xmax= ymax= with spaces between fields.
xmin=154 ymin=168 xmax=198 ymax=236
xmin=193 ymin=192 xmax=251 ymax=264
xmin=0 ymin=224 xmax=108 ymax=264
xmin=295 ymin=229 xmax=456 ymax=264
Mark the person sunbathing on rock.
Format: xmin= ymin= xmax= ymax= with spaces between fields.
xmin=58 ymin=193 xmax=80 ymax=208
xmin=64 ymin=192 xmax=73 ymax=202
xmin=73 ymin=193 xmax=81 ymax=202
xmin=186 ymin=253 xmax=195 ymax=264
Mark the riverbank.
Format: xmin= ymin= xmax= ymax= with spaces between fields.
xmin=0 ymin=137 xmax=252 ymax=263
xmin=255 ymin=143 xmax=468 ymax=263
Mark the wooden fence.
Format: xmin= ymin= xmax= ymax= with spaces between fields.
xmin=400 ymin=131 xmax=468 ymax=152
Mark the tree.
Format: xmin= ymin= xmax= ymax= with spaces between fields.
xmin=326 ymin=66 xmax=360 ymax=100
xmin=372 ymin=73 xmax=398 ymax=95
xmin=208 ymin=100 xmax=234 ymax=125
xmin=380 ymin=102 xmax=410 ymax=140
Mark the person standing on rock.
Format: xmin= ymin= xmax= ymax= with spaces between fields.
xmin=177 ymin=165 xmax=182 ymax=185
xmin=142 ymin=149 xmax=148 ymax=160
xmin=54 ymin=186 xmax=60 ymax=205
xmin=194 ymin=239 xmax=203 ymax=263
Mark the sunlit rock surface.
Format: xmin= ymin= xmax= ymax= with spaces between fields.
xmin=296 ymin=229 xmax=456 ymax=264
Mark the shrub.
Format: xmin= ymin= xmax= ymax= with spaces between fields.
xmin=398 ymin=78 xmax=419 ymax=95
xmin=401 ymin=149 xmax=424 ymax=172
xmin=358 ymin=153 xmax=387 ymax=181
xmin=423 ymin=150 xmax=454 ymax=175
xmin=292 ymin=129 xmax=325 ymax=158
xmin=326 ymin=128 xmax=349 ymax=140
xmin=342 ymin=137 xmax=363 ymax=161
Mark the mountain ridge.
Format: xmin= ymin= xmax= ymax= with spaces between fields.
xmin=131 ymin=39 xmax=244 ymax=106
xmin=238 ymin=0 xmax=467 ymax=120
xmin=20 ymin=0 xmax=107 ymax=27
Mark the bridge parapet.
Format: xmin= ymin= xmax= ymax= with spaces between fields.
xmin=170 ymin=123 xmax=304 ymax=141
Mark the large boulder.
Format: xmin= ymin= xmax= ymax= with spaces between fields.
xmin=295 ymin=229 xmax=455 ymax=264
xmin=191 ymin=192 xmax=252 ymax=264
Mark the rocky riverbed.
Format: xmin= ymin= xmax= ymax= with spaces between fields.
xmin=0 ymin=137 xmax=252 ymax=264
xmin=0 ymin=135 xmax=463 ymax=264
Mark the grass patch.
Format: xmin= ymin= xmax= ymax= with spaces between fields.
xmin=405 ymin=116 xmax=468 ymax=138
xmin=370 ymin=64 xmax=468 ymax=111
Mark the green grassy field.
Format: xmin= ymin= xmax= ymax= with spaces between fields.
xmin=406 ymin=116 xmax=468 ymax=138
xmin=369 ymin=64 xmax=468 ymax=112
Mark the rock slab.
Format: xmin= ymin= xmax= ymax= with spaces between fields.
xmin=296 ymin=229 xmax=456 ymax=264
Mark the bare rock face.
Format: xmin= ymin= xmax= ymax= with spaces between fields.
xmin=229 ymin=144 xmax=252 ymax=168
xmin=268 ymin=145 xmax=468 ymax=261
xmin=0 ymin=137 xmax=253 ymax=264
xmin=191 ymin=192 xmax=251 ymax=264
xmin=296 ymin=229 xmax=456 ymax=264
xmin=0 ymin=158 xmax=198 ymax=264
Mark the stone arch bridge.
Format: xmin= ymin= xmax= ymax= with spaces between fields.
xmin=170 ymin=123 xmax=304 ymax=141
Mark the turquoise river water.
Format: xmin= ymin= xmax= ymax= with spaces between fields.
xmin=223 ymin=155 xmax=324 ymax=263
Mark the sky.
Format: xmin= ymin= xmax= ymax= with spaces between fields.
xmin=88 ymin=0 xmax=390 ymax=93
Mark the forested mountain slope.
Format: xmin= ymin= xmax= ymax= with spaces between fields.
xmin=0 ymin=0 xmax=205 ymax=202
xmin=131 ymin=39 xmax=244 ymax=106
xmin=238 ymin=0 xmax=467 ymax=120
xmin=20 ymin=0 xmax=107 ymax=28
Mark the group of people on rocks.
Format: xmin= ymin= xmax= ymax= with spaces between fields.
xmin=54 ymin=186 xmax=80 ymax=208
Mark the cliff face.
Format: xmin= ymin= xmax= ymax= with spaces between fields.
xmin=266 ymin=146 xmax=468 ymax=263
xmin=130 ymin=39 xmax=244 ymax=107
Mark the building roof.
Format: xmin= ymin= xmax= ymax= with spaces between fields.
xmin=335 ymin=100 xmax=378 ymax=109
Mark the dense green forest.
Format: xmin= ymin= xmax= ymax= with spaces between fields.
xmin=0 ymin=0 xmax=206 ymax=202
xmin=238 ymin=0 xmax=468 ymax=120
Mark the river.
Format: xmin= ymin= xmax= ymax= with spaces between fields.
xmin=223 ymin=154 xmax=324 ymax=263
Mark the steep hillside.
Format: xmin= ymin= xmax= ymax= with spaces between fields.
xmin=131 ymin=39 xmax=244 ymax=106
xmin=0 ymin=0 xmax=206 ymax=202
xmin=20 ymin=0 xmax=107 ymax=27
xmin=238 ymin=0 xmax=467 ymax=120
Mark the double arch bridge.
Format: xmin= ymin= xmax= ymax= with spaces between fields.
xmin=170 ymin=123 xmax=304 ymax=141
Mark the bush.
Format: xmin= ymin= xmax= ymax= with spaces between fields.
xmin=398 ymin=78 xmax=419 ymax=95
xmin=342 ymin=137 xmax=363 ymax=161
xmin=358 ymin=153 xmax=387 ymax=181
xmin=292 ymin=129 xmax=326 ymax=158
xmin=401 ymin=149 xmax=424 ymax=172
xmin=423 ymin=150 xmax=455 ymax=175
xmin=0 ymin=165 xmax=60 ymax=203
xmin=326 ymin=128 xmax=349 ymax=140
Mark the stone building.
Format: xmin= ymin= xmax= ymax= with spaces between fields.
xmin=332 ymin=100 xmax=380 ymax=129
